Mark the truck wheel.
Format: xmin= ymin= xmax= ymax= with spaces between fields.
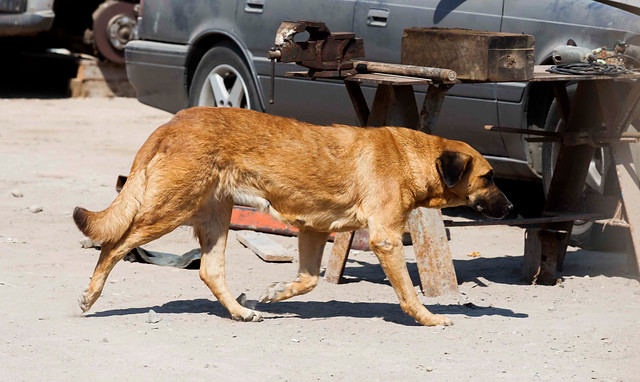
xmin=92 ymin=1 xmax=137 ymax=64
xmin=188 ymin=45 xmax=261 ymax=110
xmin=541 ymin=84 xmax=611 ymax=247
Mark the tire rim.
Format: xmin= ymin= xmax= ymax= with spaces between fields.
xmin=106 ymin=14 xmax=137 ymax=51
xmin=197 ymin=64 xmax=251 ymax=109
xmin=549 ymin=119 xmax=610 ymax=233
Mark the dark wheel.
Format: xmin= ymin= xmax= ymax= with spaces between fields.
xmin=541 ymin=84 xmax=611 ymax=247
xmin=188 ymin=44 xmax=261 ymax=110
xmin=92 ymin=1 xmax=137 ymax=64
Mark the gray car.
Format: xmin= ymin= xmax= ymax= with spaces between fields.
xmin=125 ymin=0 xmax=640 ymax=242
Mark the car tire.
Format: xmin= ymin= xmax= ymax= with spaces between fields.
xmin=188 ymin=44 xmax=261 ymax=111
xmin=92 ymin=1 xmax=137 ymax=64
xmin=541 ymin=84 xmax=611 ymax=247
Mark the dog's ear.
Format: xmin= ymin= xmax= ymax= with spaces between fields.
xmin=436 ymin=151 xmax=471 ymax=188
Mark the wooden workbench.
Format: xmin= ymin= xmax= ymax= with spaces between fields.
xmin=319 ymin=65 xmax=640 ymax=293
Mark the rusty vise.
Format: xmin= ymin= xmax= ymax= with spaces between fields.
xmin=267 ymin=20 xmax=365 ymax=103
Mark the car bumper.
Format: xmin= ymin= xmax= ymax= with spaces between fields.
xmin=125 ymin=40 xmax=189 ymax=113
xmin=0 ymin=10 xmax=54 ymax=37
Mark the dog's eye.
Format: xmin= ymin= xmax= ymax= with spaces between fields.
xmin=480 ymin=171 xmax=494 ymax=183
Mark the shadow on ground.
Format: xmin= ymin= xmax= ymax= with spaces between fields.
xmin=86 ymin=297 xmax=528 ymax=326
xmin=0 ymin=51 xmax=77 ymax=98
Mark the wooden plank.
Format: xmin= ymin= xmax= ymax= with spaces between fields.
xmin=407 ymin=208 xmax=458 ymax=296
xmin=443 ymin=212 xmax=602 ymax=227
xmin=324 ymin=231 xmax=355 ymax=283
xmin=236 ymin=231 xmax=294 ymax=263
xmin=612 ymin=141 xmax=640 ymax=273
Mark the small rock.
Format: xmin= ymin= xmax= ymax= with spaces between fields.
xmin=291 ymin=338 xmax=300 ymax=343
xmin=548 ymin=306 xmax=557 ymax=312
xmin=101 ymin=337 xmax=109 ymax=343
xmin=584 ymin=275 xmax=590 ymax=279
xmin=11 ymin=189 xmax=23 ymax=198
xmin=28 ymin=205 xmax=43 ymax=213
xmin=425 ymin=366 xmax=434 ymax=372
xmin=146 ymin=309 xmax=162 ymax=324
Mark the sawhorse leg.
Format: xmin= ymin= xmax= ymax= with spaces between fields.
xmin=523 ymin=80 xmax=600 ymax=284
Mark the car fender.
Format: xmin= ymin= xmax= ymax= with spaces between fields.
xmin=187 ymin=28 xmax=266 ymax=111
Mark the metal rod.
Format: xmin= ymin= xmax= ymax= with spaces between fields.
xmin=269 ymin=58 xmax=276 ymax=104
xmin=484 ymin=125 xmax=561 ymax=137
xmin=353 ymin=60 xmax=457 ymax=83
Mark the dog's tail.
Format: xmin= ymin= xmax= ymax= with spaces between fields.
xmin=73 ymin=169 xmax=146 ymax=244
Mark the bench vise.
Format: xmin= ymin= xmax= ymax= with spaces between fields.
xmin=266 ymin=20 xmax=365 ymax=103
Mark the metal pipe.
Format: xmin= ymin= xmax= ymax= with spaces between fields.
xmin=353 ymin=60 xmax=457 ymax=83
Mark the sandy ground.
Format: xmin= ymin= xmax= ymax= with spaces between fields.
xmin=1 ymin=98 xmax=639 ymax=381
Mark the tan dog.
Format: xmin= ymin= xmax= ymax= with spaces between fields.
xmin=74 ymin=107 xmax=512 ymax=326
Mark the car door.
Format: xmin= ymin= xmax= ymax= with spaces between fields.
xmin=353 ymin=0 xmax=508 ymax=156
xmin=234 ymin=0 xmax=359 ymax=125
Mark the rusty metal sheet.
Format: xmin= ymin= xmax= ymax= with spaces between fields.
xmin=407 ymin=208 xmax=458 ymax=296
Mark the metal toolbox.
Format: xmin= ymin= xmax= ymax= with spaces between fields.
xmin=401 ymin=28 xmax=535 ymax=82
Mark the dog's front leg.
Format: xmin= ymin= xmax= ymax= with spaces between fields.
xmin=369 ymin=227 xmax=453 ymax=326
xmin=261 ymin=230 xmax=330 ymax=303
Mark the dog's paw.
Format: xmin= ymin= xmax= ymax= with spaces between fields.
xmin=78 ymin=294 xmax=90 ymax=313
xmin=432 ymin=314 xmax=453 ymax=327
xmin=260 ymin=281 xmax=287 ymax=303
xmin=231 ymin=309 xmax=263 ymax=322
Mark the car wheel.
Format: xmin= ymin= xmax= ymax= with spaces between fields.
xmin=541 ymin=84 xmax=611 ymax=247
xmin=188 ymin=45 xmax=261 ymax=110
xmin=92 ymin=1 xmax=137 ymax=64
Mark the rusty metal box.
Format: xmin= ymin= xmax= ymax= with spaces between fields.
xmin=401 ymin=28 xmax=535 ymax=82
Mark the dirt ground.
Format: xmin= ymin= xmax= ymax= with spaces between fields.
xmin=1 ymin=98 xmax=639 ymax=381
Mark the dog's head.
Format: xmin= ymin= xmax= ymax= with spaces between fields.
xmin=436 ymin=148 xmax=513 ymax=219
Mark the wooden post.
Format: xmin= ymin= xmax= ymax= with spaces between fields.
xmin=407 ymin=208 xmax=458 ymax=296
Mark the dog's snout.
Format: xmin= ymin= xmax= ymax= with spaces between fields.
xmin=506 ymin=202 xmax=514 ymax=213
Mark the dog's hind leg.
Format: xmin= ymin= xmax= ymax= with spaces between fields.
xmin=194 ymin=197 xmax=263 ymax=322
xmin=261 ymin=230 xmax=330 ymax=303
xmin=79 ymin=211 xmax=191 ymax=313
xmin=368 ymin=222 xmax=453 ymax=327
